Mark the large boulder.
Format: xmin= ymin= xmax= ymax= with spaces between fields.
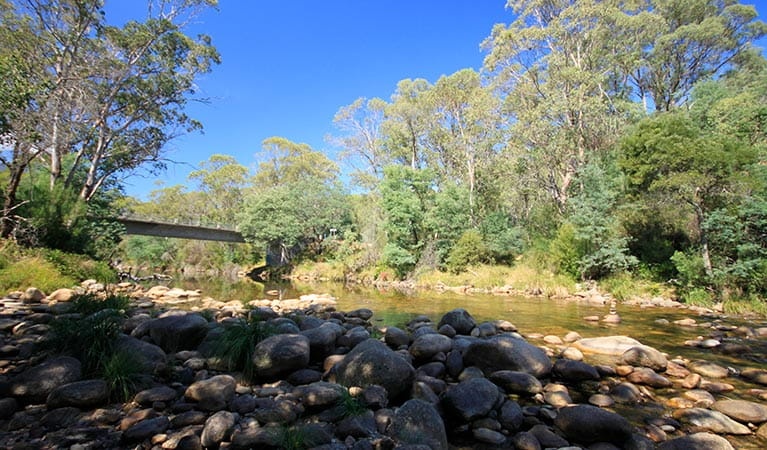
xmin=201 ymin=410 xmax=236 ymax=448
xmin=619 ymin=345 xmax=668 ymax=371
xmin=334 ymin=339 xmax=415 ymax=399
xmin=184 ymin=375 xmax=236 ymax=411
xmin=389 ymin=399 xmax=448 ymax=450
xmin=462 ymin=334 xmax=552 ymax=378
xmin=672 ymin=408 xmax=751 ymax=435
xmin=252 ymin=334 xmax=311 ymax=380
xmin=489 ymin=370 xmax=543 ymax=396
xmin=658 ymin=432 xmax=735 ymax=450
xmin=409 ymin=333 xmax=453 ymax=361
xmin=301 ymin=322 xmax=343 ymax=359
xmin=443 ymin=377 xmax=501 ymax=422
xmin=572 ymin=336 xmax=643 ymax=356
xmin=438 ymin=309 xmax=477 ymax=335
xmin=554 ymin=404 xmax=634 ymax=445
xmin=147 ymin=313 xmax=209 ymax=352
xmin=115 ymin=334 xmax=167 ymax=374
xmin=10 ymin=356 xmax=82 ymax=402
xmin=712 ymin=399 xmax=767 ymax=424
xmin=46 ymin=379 xmax=109 ymax=409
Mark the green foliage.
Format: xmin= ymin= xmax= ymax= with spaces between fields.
xmin=212 ymin=317 xmax=276 ymax=381
xmin=338 ymin=390 xmax=367 ymax=418
xmin=479 ymin=211 xmax=525 ymax=264
xmin=549 ymin=223 xmax=580 ymax=279
xmin=69 ymin=293 xmax=130 ymax=316
xmin=102 ymin=349 xmax=144 ymax=402
xmin=46 ymin=309 xmax=124 ymax=375
xmin=445 ymin=229 xmax=489 ymax=273
xmin=425 ymin=184 xmax=472 ymax=264
xmin=275 ymin=425 xmax=311 ymax=450
xmin=381 ymin=243 xmax=418 ymax=279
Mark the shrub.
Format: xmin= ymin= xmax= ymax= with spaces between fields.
xmin=69 ymin=293 xmax=131 ymax=316
xmin=103 ymin=349 xmax=144 ymax=401
xmin=212 ymin=317 xmax=276 ymax=381
xmin=45 ymin=309 xmax=124 ymax=375
xmin=445 ymin=229 xmax=489 ymax=273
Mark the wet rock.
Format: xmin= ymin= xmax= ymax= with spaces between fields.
xmin=572 ymin=336 xmax=642 ymax=356
xmin=683 ymin=390 xmax=715 ymax=408
xmin=389 ymin=399 xmax=448 ymax=450
xmin=626 ymin=367 xmax=672 ymax=388
xmin=148 ymin=312 xmax=209 ymax=352
xmin=712 ymin=399 xmax=767 ymax=424
xmin=610 ymin=382 xmax=642 ymax=404
xmin=657 ymin=432 xmax=735 ymax=450
xmin=554 ymin=404 xmax=634 ymax=445
xmin=463 ymin=334 xmax=552 ymax=378
xmin=688 ymin=360 xmax=729 ymax=379
xmin=741 ymin=368 xmax=767 ymax=386
xmin=553 ymin=358 xmax=600 ymax=381
xmin=438 ymin=308 xmax=477 ymax=335
xmin=589 ymin=394 xmax=615 ymax=408
xmin=489 ymin=370 xmax=543 ymax=395
xmin=185 ymin=374 xmax=236 ymax=411
xmin=46 ymin=379 xmax=109 ymax=409
xmin=10 ymin=356 xmax=82 ymax=402
xmin=335 ymin=339 xmax=415 ymax=400
xmin=252 ymin=334 xmax=311 ymax=380
xmin=443 ymin=377 xmax=501 ymax=421
xmin=619 ymin=345 xmax=668 ymax=371
xmin=201 ymin=410 xmax=236 ymax=448
xmin=672 ymin=408 xmax=751 ymax=435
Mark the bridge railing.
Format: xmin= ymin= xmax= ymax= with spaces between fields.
xmin=116 ymin=213 xmax=240 ymax=232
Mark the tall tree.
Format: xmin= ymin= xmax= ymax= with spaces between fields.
xmin=381 ymin=78 xmax=432 ymax=170
xmin=252 ymin=136 xmax=339 ymax=189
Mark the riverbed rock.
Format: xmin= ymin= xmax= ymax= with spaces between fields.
xmin=184 ymin=374 xmax=236 ymax=411
xmin=672 ymin=408 xmax=751 ymax=434
xmin=122 ymin=416 xmax=170 ymax=443
xmin=712 ymin=399 xmax=767 ymax=424
xmin=619 ymin=345 xmax=668 ymax=371
xmin=147 ymin=312 xmax=209 ymax=352
xmin=627 ymin=367 xmax=673 ymax=388
xmin=573 ymin=336 xmax=643 ymax=356
xmin=462 ymin=334 xmax=553 ymax=378
xmin=200 ymin=410 xmax=236 ymax=448
xmin=438 ymin=308 xmax=477 ymax=335
xmin=410 ymin=333 xmax=452 ymax=361
xmin=252 ymin=334 xmax=311 ymax=380
xmin=488 ymin=370 xmax=543 ymax=395
xmin=301 ymin=321 xmax=343 ymax=359
xmin=688 ymin=360 xmax=729 ymax=379
xmin=384 ymin=326 xmax=410 ymax=348
xmin=442 ymin=377 xmax=501 ymax=421
xmin=553 ymin=358 xmax=600 ymax=381
xmin=389 ymin=399 xmax=448 ymax=450
xmin=46 ymin=379 xmax=109 ymax=409
xmin=554 ymin=404 xmax=634 ymax=445
xmin=741 ymin=368 xmax=767 ymax=386
xmin=115 ymin=334 xmax=167 ymax=374
xmin=10 ymin=356 xmax=82 ymax=402
xmin=334 ymin=338 xmax=415 ymax=399
xmin=657 ymin=432 xmax=735 ymax=450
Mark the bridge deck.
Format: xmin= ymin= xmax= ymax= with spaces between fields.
xmin=117 ymin=217 xmax=245 ymax=243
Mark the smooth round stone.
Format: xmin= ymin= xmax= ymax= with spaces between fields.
xmin=699 ymin=339 xmax=721 ymax=348
xmin=543 ymin=335 xmax=563 ymax=345
xmin=700 ymin=380 xmax=735 ymax=393
xmin=544 ymin=390 xmax=572 ymax=408
xmin=563 ymin=331 xmax=582 ymax=343
xmin=712 ymin=399 xmax=767 ymax=423
xmin=588 ymin=394 xmax=614 ymax=408
xmin=688 ymin=360 xmax=729 ymax=378
xmin=626 ymin=367 xmax=672 ymax=388
xmin=683 ymin=390 xmax=715 ymax=408
xmin=742 ymin=368 xmax=767 ymax=386
xmin=473 ymin=427 xmax=506 ymax=445
xmin=560 ymin=347 xmax=584 ymax=361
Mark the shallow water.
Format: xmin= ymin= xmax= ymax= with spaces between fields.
xmin=176 ymin=278 xmax=767 ymax=448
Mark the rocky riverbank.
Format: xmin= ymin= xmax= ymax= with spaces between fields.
xmin=1 ymin=281 xmax=767 ymax=449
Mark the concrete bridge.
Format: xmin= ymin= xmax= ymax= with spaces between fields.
xmin=116 ymin=216 xmax=245 ymax=243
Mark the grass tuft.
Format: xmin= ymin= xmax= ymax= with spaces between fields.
xmin=338 ymin=389 xmax=367 ymax=418
xmin=70 ymin=293 xmax=131 ymax=315
xmin=213 ymin=317 xmax=276 ymax=381
xmin=103 ymin=349 xmax=144 ymax=402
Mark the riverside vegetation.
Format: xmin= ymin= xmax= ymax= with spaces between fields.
xmin=1 ymin=279 xmax=767 ymax=449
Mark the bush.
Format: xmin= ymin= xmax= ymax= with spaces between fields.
xmin=69 ymin=293 xmax=131 ymax=316
xmin=212 ymin=317 xmax=276 ymax=381
xmin=45 ymin=309 xmax=124 ymax=375
xmin=0 ymin=256 xmax=77 ymax=293
xmin=445 ymin=230 xmax=489 ymax=273
xmin=102 ymin=349 xmax=144 ymax=401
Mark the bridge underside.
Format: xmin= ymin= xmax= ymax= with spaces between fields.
xmin=119 ymin=218 xmax=246 ymax=243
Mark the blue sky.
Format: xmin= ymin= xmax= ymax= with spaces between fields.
xmin=112 ymin=1 xmax=513 ymax=199
xmin=112 ymin=1 xmax=767 ymax=200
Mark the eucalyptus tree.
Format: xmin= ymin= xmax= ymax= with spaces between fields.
xmin=252 ymin=136 xmax=339 ymax=189
xmin=380 ymin=78 xmax=433 ymax=170
xmin=188 ymin=154 xmax=249 ymax=224
xmin=328 ymin=97 xmax=389 ymax=190
xmin=483 ymin=0 xmax=636 ymax=214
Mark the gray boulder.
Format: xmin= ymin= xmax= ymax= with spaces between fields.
xmin=335 ymin=339 xmax=415 ymax=399
xmin=463 ymin=335 xmax=552 ymax=377
xmin=122 ymin=416 xmax=170 ymax=442
xmin=389 ymin=399 xmax=448 ymax=450
xmin=184 ymin=374 xmax=236 ymax=411
xmin=252 ymin=334 xmax=311 ymax=380
xmin=489 ymin=370 xmax=543 ymax=396
xmin=499 ymin=399 xmax=524 ymax=431
xmin=553 ymin=359 xmax=600 ymax=381
xmin=11 ymin=356 xmax=82 ymax=402
xmin=672 ymin=408 xmax=751 ymax=435
xmin=115 ymin=334 xmax=167 ymax=374
xmin=46 ymin=379 xmax=109 ymax=409
xmin=409 ymin=333 xmax=452 ymax=361
xmin=384 ymin=326 xmax=410 ymax=348
xmin=438 ymin=308 xmax=476 ymax=335
xmin=442 ymin=377 xmax=502 ymax=422
xmin=147 ymin=312 xmax=209 ymax=352
xmin=658 ymin=432 xmax=735 ymax=450
xmin=554 ymin=404 xmax=633 ymax=445
xmin=712 ymin=399 xmax=767 ymax=423
xmin=294 ymin=381 xmax=345 ymax=408
xmin=301 ymin=322 xmax=343 ymax=359
xmin=619 ymin=345 xmax=668 ymax=371
xmin=201 ymin=410 xmax=236 ymax=448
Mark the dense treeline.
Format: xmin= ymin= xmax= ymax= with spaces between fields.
xmin=1 ymin=1 xmax=766 ymax=307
